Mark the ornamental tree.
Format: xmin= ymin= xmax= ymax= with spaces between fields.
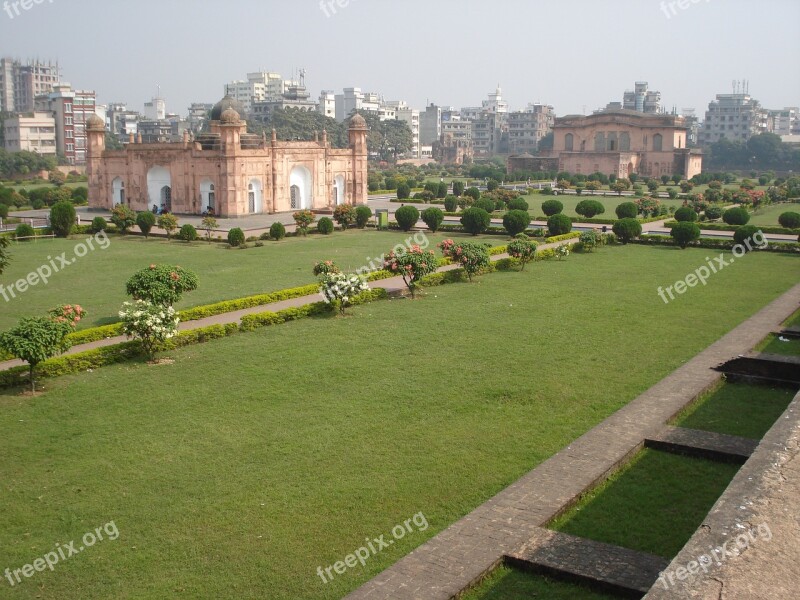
xmin=49 ymin=201 xmax=76 ymax=238
xmin=444 ymin=241 xmax=490 ymax=282
xmin=507 ymin=234 xmax=538 ymax=271
xmin=137 ymin=211 xmax=157 ymax=238
xmin=503 ymin=209 xmax=532 ymax=236
xmin=119 ymin=300 xmax=179 ymax=361
xmin=110 ymin=204 xmax=136 ymax=233
xmin=319 ymin=273 xmax=369 ymax=315
xmin=157 ymin=213 xmax=179 ymax=240
xmin=313 ymin=260 xmax=340 ymax=277
xmin=333 ymin=204 xmax=357 ymax=230
xmin=201 ymin=216 xmax=218 ymax=242
xmin=383 ymin=244 xmax=437 ymax=298
xmin=612 ymin=218 xmax=642 ymax=244
xmin=0 ymin=316 xmax=73 ymax=392
xmin=126 ymin=264 xmax=199 ymax=306
xmin=460 ymin=207 xmax=491 ymax=235
xmin=575 ymin=199 xmax=605 ymax=218
xmin=293 ymin=210 xmax=315 ymax=236
xmin=670 ymin=222 xmax=701 ymax=249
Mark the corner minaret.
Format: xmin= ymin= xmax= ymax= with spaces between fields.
xmin=86 ymin=113 xmax=106 ymax=207
xmin=348 ymin=113 xmax=368 ymax=205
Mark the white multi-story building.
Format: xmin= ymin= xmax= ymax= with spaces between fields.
xmin=483 ymin=85 xmax=508 ymax=115
xmin=0 ymin=58 xmax=60 ymax=113
xmin=318 ymin=91 xmax=335 ymax=119
xmin=144 ymin=96 xmax=166 ymax=121
xmin=3 ymin=112 xmax=57 ymax=157
xmin=700 ymin=93 xmax=770 ymax=145
xmin=622 ymin=81 xmax=663 ymax=114
xmin=387 ymin=100 xmax=420 ymax=158
xmin=187 ymin=103 xmax=213 ymax=132
xmin=35 ymin=83 xmax=96 ymax=165
xmin=771 ymin=107 xmax=799 ymax=136
xmin=334 ymin=87 xmax=388 ymax=121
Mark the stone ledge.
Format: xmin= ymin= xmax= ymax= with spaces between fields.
xmin=645 ymin=426 xmax=758 ymax=464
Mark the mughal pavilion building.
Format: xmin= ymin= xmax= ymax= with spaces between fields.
xmin=86 ymin=96 xmax=368 ymax=217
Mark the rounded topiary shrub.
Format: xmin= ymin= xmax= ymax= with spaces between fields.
xmin=91 ymin=216 xmax=107 ymax=233
xmin=317 ymin=217 xmax=334 ymax=235
xmin=733 ymin=225 xmax=761 ymax=250
xmin=15 ymin=223 xmax=35 ymax=240
xmin=395 ymin=205 xmax=420 ymax=232
xmin=575 ymin=199 xmax=605 ymax=219
xmin=541 ymin=199 xmax=564 ymax=216
xmin=778 ymin=211 xmax=800 ymax=229
xmin=723 ymin=207 xmax=751 ymax=226
xmin=546 ymin=213 xmax=572 ymax=236
xmin=615 ymin=201 xmax=638 ymax=219
xmin=443 ymin=195 xmax=458 ymax=212
xmin=503 ymin=209 xmax=532 ymax=237
xmin=228 ymin=227 xmax=245 ymax=247
xmin=704 ymin=207 xmax=723 ymax=221
xmin=355 ymin=205 xmax=372 ymax=228
xmin=269 ymin=222 xmax=286 ymax=240
xmin=179 ymin=224 xmax=198 ymax=242
xmin=474 ymin=198 xmax=496 ymax=213
xmin=612 ymin=218 xmax=642 ymax=244
xmin=49 ymin=200 xmax=76 ymax=238
xmin=460 ymin=207 xmax=491 ymax=235
xmin=136 ymin=211 xmax=157 ymax=237
xmin=507 ymin=197 xmax=529 ymax=211
xmin=464 ymin=187 xmax=481 ymax=201
xmin=674 ymin=206 xmax=698 ymax=222
xmin=0 ymin=204 xmax=8 ymax=219
xmin=396 ymin=183 xmax=411 ymax=200
xmin=421 ymin=207 xmax=444 ymax=232
xmin=670 ymin=222 xmax=701 ymax=249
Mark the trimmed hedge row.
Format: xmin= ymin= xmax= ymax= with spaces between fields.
xmin=631 ymin=234 xmax=800 ymax=253
xmin=0 ymin=289 xmax=390 ymax=389
xmin=545 ymin=232 xmax=582 ymax=243
xmin=177 ymin=283 xmax=321 ymax=321
xmin=662 ymin=221 xmax=800 ymax=235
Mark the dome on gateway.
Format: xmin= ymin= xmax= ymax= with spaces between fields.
xmin=211 ymin=95 xmax=246 ymax=121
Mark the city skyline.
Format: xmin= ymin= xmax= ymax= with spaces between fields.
xmin=1 ymin=0 xmax=798 ymax=118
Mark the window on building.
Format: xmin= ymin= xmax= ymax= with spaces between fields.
xmin=653 ymin=134 xmax=663 ymax=151
xmin=64 ymin=103 xmax=72 ymax=113
xmin=564 ymin=133 xmax=573 ymax=151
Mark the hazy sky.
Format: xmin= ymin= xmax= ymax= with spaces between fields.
xmin=1 ymin=0 xmax=798 ymax=118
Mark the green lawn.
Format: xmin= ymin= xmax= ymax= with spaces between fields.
xmin=757 ymin=334 xmax=800 ymax=357
xmin=0 ymin=246 xmax=798 ymax=599
xmin=749 ymin=202 xmax=800 ymax=227
xmin=0 ymin=230 xmax=509 ymax=330
xmin=549 ymin=450 xmax=740 ymax=558
xmin=673 ymin=382 xmax=795 ymax=439
xmin=463 ymin=567 xmax=617 ymax=600
xmin=524 ymin=192 xmax=683 ymax=218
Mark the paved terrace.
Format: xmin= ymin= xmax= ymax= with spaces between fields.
xmin=343 ymin=283 xmax=800 ymax=599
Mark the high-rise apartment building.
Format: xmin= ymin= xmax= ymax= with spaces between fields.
xmin=3 ymin=112 xmax=57 ymax=157
xmin=0 ymin=58 xmax=60 ymax=112
xmin=508 ymin=104 xmax=555 ymax=154
xmin=699 ymin=93 xmax=770 ymax=145
xmin=622 ymin=81 xmax=662 ymax=114
xmin=35 ymin=83 xmax=96 ymax=165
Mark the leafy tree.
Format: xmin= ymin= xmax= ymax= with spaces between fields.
xmin=201 ymin=216 xmax=218 ymax=242
xmin=110 ymin=204 xmax=136 ymax=233
xmin=293 ymin=210 xmax=315 ymax=236
xmin=137 ymin=211 xmax=157 ymax=237
xmin=610 ymin=181 xmax=627 ymax=195
xmin=421 ymin=207 xmax=444 ymax=232
xmin=395 ymin=206 xmax=420 ymax=232
xmin=575 ymin=199 xmax=605 ymax=218
xmin=460 ymin=207 xmax=491 ymax=235
xmin=119 ymin=300 xmax=178 ymax=361
xmin=647 ymin=180 xmax=660 ymax=192
xmin=670 ymin=222 xmax=701 ymax=249
xmin=157 ymin=213 xmax=179 ymax=240
xmin=612 ymin=218 xmax=642 ymax=244
xmin=49 ymin=201 xmax=76 ymax=237
xmin=126 ymin=264 xmax=199 ymax=306
xmin=464 ymin=187 xmax=481 ymax=201
xmin=615 ymin=202 xmax=638 ymax=219
xmin=503 ymin=210 xmax=532 ymax=236
xmin=383 ymin=244 xmax=437 ymax=298
xmin=0 ymin=316 xmax=72 ymax=392
xmin=507 ymin=234 xmax=538 ymax=270
xmin=446 ymin=241 xmax=490 ymax=281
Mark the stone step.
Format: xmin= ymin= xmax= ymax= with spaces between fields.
xmin=507 ymin=528 xmax=669 ymax=597
xmin=645 ymin=426 xmax=758 ymax=463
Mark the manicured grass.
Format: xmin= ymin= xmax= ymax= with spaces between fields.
xmin=0 ymin=230 xmax=509 ymax=330
xmin=756 ymin=334 xmax=800 ymax=357
xmin=549 ymin=450 xmax=740 ymax=558
xmin=673 ymin=382 xmax=795 ymax=439
xmin=463 ymin=567 xmax=617 ymax=600
xmin=524 ymin=193 xmax=683 ymax=218
xmin=0 ymin=246 xmax=797 ymax=599
xmin=749 ymin=202 xmax=800 ymax=227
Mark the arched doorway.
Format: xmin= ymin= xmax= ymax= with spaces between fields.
xmin=289 ymin=166 xmax=312 ymax=210
xmin=200 ymin=179 xmax=216 ymax=212
xmin=248 ymin=179 xmax=263 ymax=214
xmin=333 ymin=175 xmax=345 ymax=206
xmin=147 ymin=166 xmax=171 ymax=211
xmin=111 ymin=177 xmax=125 ymax=205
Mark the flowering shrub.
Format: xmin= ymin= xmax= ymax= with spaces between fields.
xmin=319 ymin=273 xmax=369 ymax=315
xmin=126 ymin=264 xmax=199 ymax=306
xmin=48 ymin=304 xmax=86 ymax=328
xmin=384 ymin=244 xmax=437 ymax=298
xmin=578 ymin=230 xmax=600 ymax=252
xmin=555 ymin=244 xmax=570 ymax=260
xmin=635 ymin=197 xmax=662 ymax=217
xmin=442 ymin=240 xmax=490 ymax=281
xmin=506 ymin=234 xmax=538 ymax=270
xmin=119 ymin=300 xmax=179 ymax=360
xmin=313 ymin=260 xmax=340 ymax=277
xmin=110 ymin=204 xmax=136 ymax=233
xmin=333 ymin=204 xmax=357 ymax=230
xmin=293 ymin=210 xmax=315 ymax=236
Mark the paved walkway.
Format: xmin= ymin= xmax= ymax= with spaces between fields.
xmin=344 ymin=282 xmax=800 ymax=599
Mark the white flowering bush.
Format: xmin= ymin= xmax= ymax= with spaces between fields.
xmin=119 ymin=300 xmax=179 ymax=360
xmin=556 ymin=244 xmax=570 ymax=260
xmin=319 ymin=273 xmax=369 ymax=315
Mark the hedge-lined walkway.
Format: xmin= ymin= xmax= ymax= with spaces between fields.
xmin=0 ymin=236 xmax=575 ymax=374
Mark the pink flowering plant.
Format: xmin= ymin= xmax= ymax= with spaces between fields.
xmin=383 ymin=244 xmax=437 ymax=298
xmin=319 ymin=272 xmax=369 ymax=315
xmin=506 ymin=234 xmax=538 ymax=270
xmin=439 ymin=239 xmax=490 ymax=281
xmin=48 ymin=304 xmax=86 ymax=329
